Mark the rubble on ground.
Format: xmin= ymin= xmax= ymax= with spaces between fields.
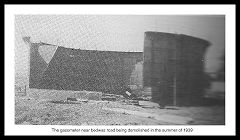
xmin=15 ymin=89 xmax=225 ymax=125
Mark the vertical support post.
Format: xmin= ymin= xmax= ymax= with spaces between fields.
xmin=24 ymin=85 xmax=27 ymax=96
xmin=173 ymin=40 xmax=177 ymax=106
xmin=173 ymin=76 xmax=177 ymax=106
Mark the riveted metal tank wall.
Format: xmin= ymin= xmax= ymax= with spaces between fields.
xmin=143 ymin=31 xmax=210 ymax=106
xmin=176 ymin=34 xmax=210 ymax=105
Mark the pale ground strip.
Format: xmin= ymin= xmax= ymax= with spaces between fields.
xmin=15 ymin=89 xmax=225 ymax=125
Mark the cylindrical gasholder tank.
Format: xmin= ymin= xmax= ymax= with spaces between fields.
xmin=143 ymin=31 xmax=210 ymax=106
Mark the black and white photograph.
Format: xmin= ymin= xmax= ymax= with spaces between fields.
xmin=5 ymin=5 xmax=236 ymax=136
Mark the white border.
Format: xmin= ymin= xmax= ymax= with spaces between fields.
xmin=5 ymin=5 xmax=236 ymax=136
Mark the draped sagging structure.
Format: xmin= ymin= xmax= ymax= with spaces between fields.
xmin=25 ymin=37 xmax=143 ymax=94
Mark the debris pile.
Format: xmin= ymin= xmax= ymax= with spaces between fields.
xmin=15 ymin=89 xmax=225 ymax=125
xmin=60 ymin=88 xmax=155 ymax=108
xmin=101 ymin=94 xmax=118 ymax=101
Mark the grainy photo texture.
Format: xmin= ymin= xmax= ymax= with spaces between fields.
xmin=15 ymin=15 xmax=225 ymax=125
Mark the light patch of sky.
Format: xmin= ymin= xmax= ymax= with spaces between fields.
xmin=15 ymin=15 xmax=225 ymax=79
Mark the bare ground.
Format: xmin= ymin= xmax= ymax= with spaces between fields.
xmin=15 ymin=91 xmax=225 ymax=125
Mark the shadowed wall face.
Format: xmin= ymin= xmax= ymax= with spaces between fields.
xmin=29 ymin=43 xmax=143 ymax=94
xmin=29 ymin=43 xmax=48 ymax=88
xmin=143 ymin=32 xmax=210 ymax=106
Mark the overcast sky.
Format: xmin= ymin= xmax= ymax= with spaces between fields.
xmin=15 ymin=15 xmax=225 ymax=80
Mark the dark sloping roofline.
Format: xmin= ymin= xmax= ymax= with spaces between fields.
xmin=58 ymin=46 xmax=143 ymax=53
xmin=145 ymin=31 xmax=211 ymax=47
